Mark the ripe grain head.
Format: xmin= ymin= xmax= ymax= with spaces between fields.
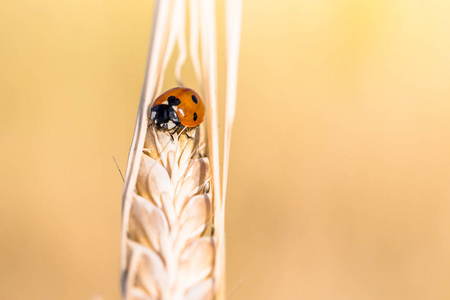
xmin=120 ymin=1 xmax=241 ymax=299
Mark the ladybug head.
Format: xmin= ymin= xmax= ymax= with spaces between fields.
xmin=150 ymin=104 xmax=180 ymax=130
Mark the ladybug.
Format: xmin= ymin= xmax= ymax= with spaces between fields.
xmin=150 ymin=87 xmax=205 ymax=137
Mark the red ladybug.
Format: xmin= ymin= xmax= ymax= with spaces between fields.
xmin=150 ymin=87 xmax=205 ymax=135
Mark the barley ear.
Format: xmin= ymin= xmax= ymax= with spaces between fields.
xmin=120 ymin=1 xmax=242 ymax=299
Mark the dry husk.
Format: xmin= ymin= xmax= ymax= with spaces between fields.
xmin=124 ymin=126 xmax=214 ymax=300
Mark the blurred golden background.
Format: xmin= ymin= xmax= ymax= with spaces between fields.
xmin=1 ymin=0 xmax=450 ymax=299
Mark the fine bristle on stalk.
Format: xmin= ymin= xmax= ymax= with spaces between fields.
xmin=120 ymin=0 xmax=241 ymax=299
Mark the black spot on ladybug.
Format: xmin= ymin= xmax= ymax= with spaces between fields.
xmin=193 ymin=112 xmax=198 ymax=121
xmin=168 ymin=96 xmax=181 ymax=106
xmin=192 ymin=95 xmax=198 ymax=104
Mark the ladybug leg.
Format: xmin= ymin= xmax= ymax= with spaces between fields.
xmin=169 ymin=131 xmax=175 ymax=141
xmin=163 ymin=125 xmax=175 ymax=141
xmin=181 ymin=126 xmax=194 ymax=140
xmin=168 ymin=123 xmax=181 ymax=141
